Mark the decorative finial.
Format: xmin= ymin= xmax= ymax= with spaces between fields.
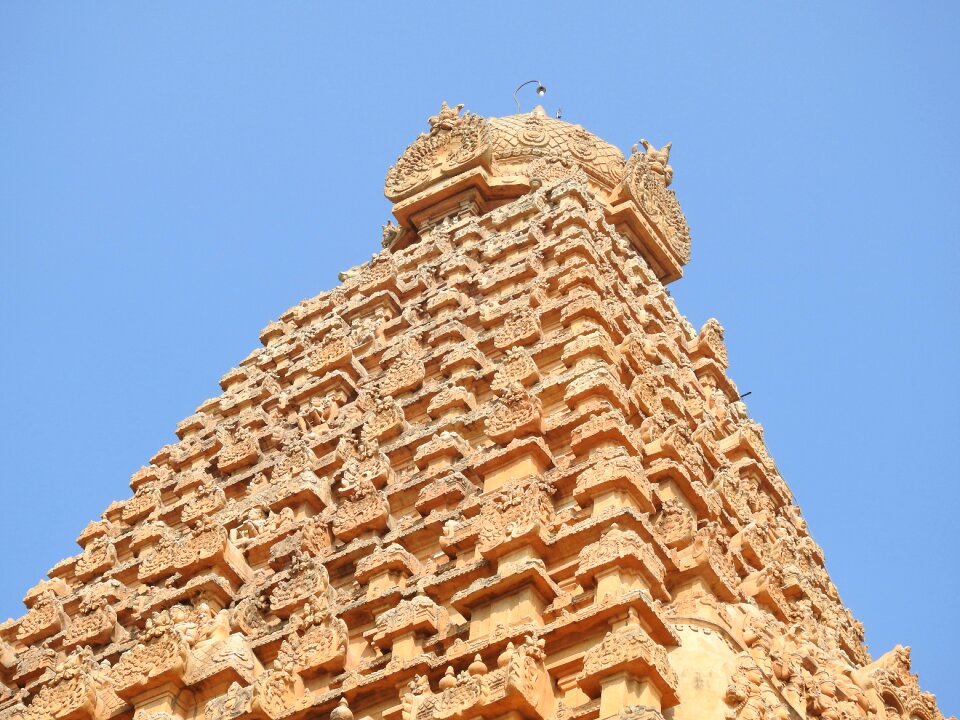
xmin=439 ymin=666 xmax=457 ymax=689
xmin=468 ymin=654 xmax=488 ymax=676
xmin=381 ymin=220 xmax=403 ymax=249
xmin=634 ymin=138 xmax=674 ymax=186
xmin=331 ymin=698 xmax=353 ymax=720
xmin=428 ymin=102 xmax=464 ymax=132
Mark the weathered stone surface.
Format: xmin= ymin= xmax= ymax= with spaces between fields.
xmin=0 ymin=102 xmax=947 ymax=720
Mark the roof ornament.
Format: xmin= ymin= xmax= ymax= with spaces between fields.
xmin=428 ymin=101 xmax=464 ymax=133
xmin=633 ymin=138 xmax=674 ymax=187
xmin=513 ymin=79 xmax=547 ymax=113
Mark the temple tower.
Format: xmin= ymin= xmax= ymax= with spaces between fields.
xmin=0 ymin=103 xmax=948 ymax=720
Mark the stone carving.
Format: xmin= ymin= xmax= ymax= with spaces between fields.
xmin=3 ymin=103 xmax=947 ymax=720
xmin=655 ymin=498 xmax=695 ymax=549
xmin=299 ymin=514 xmax=334 ymax=558
xmin=385 ymin=102 xmax=493 ymax=200
xmin=120 ymin=481 xmax=163 ymax=524
xmin=283 ymin=601 xmax=348 ymax=674
xmin=339 ymin=430 xmax=393 ymax=492
xmin=215 ymin=423 xmax=259 ymax=473
xmin=75 ymin=535 xmax=118 ymax=580
xmin=527 ymin=156 xmax=588 ymax=189
xmin=361 ymin=389 xmax=407 ymax=439
xmin=636 ymin=139 xmax=673 ymax=186
xmin=624 ymin=144 xmax=691 ymax=264
xmin=725 ymin=651 xmax=790 ymax=720
xmin=619 ymin=707 xmax=666 ymax=720
xmin=205 ymin=682 xmax=253 ymax=720
xmin=353 ymin=253 xmax=398 ymax=295
xmin=382 ymin=219 xmax=405 ymax=249
xmin=696 ymin=317 xmax=728 ymax=368
xmin=577 ymin=524 xmax=666 ymax=596
xmin=646 ymin=420 xmax=705 ymax=477
xmin=331 ymin=698 xmax=355 ymax=720
xmin=229 ymin=593 xmax=270 ymax=639
xmin=23 ymin=646 xmax=110 ymax=720
xmin=485 ymin=381 xmax=542 ymax=444
xmin=307 ymin=327 xmax=353 ymax=375
xmin=269 ymin=551 xmax=331 ymax=616
xmin=372 ymin=595 xmax=449 ymax=648
xmin=64 ymin=589 xmax=124 ymax=648
xmin=493 ymin=306 xmax=541 ymax=349
xmin=251 ymin=639 xmax=306 ymax=719
xmin=579 ymin=613 xmax=678 ymax=708
xmin=416 ymin=471 xmax=474 ymax=514
xmin=378 ymin=349 xmax=426 ymax=397
xmin=679 ymin=521 xmax=740 ymax=594
xmin=137 ymin=517 xmax=229 ymax=581
xmin=491 ymin=347 xmax=540 ymax=390
xmin=414 ymin=430 xmax=472 ymax=470
xmin=272 ymin=430 xmax=315 ymax=480
xmin=296 ymin=393 xmax=340 ymax=436
xmin=332 ymin=475 xmax=389 ymax=541
xmin=574 ymin=454 xmax=652 ymax=512
xmin=401 ymin=635 xmax=552 ymax=720
xmin=488 ymin=110 xmax=625 ymax=191
xmin=109 ymin=607 xmax=191 ymax=695
xmin=181 ymin=477 xmax=226 ymax=524
xmin=230 ymin=504 xmax=294 ymax=549
xmin=355 ymin=542 xmax=421 ymax=582
xmin=429 ymin=102 xmax=465 ymax=131
xmin=478 ymin=476 xmax=555 ymax=554
xmin=427 ymin=385 xmax=476 ymax=419
xmin=16 ymin=591 xmax=64 ymax=644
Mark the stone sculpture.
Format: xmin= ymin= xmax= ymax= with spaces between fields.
xmin=0 ymin=101 xmax=948 ymax=720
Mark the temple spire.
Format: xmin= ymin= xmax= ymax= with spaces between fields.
xmin=1 ymin=101 xmax=946 ymax=720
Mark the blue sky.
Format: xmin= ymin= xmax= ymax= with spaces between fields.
xmin=1 ymin=2 xmax=957 ymax=714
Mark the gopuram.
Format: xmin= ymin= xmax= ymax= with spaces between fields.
xmin=0 ymin=103 xmax=948 ymax=720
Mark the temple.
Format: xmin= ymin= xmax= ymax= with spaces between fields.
xmin=0 ymin=103 xmax=948 ymax=720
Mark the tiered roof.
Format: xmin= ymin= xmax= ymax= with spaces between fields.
xmin=0 ymin=103 xmax=947 ymax=720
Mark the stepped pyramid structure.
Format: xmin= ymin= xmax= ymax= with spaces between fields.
xmin=0 ymin=102 xmax=948 ymax=720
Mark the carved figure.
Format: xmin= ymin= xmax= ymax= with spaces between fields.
xmin=636 ymin=138 xmax=673 ymax=185
xmin=428 ymin=101 xmax=464 ymax=131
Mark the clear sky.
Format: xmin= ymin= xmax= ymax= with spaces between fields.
xmin=1 ymin=2 xmax=957 ymax=714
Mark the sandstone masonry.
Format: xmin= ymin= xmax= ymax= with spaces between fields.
xmin=0 ymin=103 xmax=948 ymax=720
